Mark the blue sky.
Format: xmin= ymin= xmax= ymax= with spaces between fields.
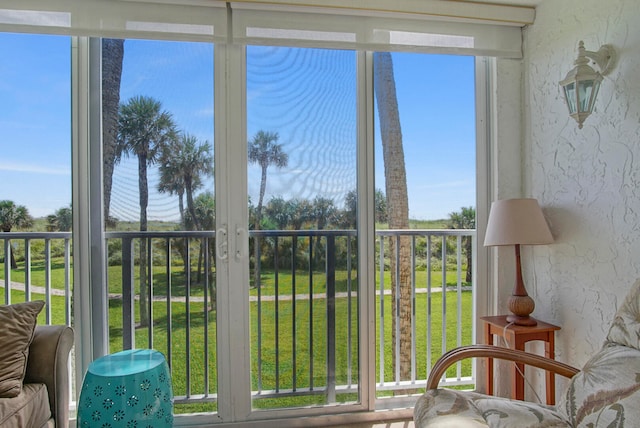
xmin=0 ymin=33 xmax=475 ymax=222
xmin=0 ymin=33 xmax=72 ymax=217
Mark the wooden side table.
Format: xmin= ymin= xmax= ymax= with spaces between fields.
xmin=480 ymin=315 xmax=561 ymax=404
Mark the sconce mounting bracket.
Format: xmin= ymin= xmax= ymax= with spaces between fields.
xmin=584 ymin=43 xmax=616 ymax=76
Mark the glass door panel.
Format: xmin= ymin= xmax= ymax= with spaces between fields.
xmin=246 ymin=46 xmax=359 ymax=410
xmin=0 ymin=29 xmax=74 ymax=399
xmin=373 ymin=52 xmax=476 ymax=397
xmin=0 ymin=32 xmax=72 ymax=321
xmin=103 ymin=39 xmax=217 ymax=414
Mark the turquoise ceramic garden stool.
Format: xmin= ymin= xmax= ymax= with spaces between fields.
xmin=78 ymin=349 xmax=173 ymax=427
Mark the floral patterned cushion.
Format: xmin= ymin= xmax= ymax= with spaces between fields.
xmin=414 ymin=388 xmax=570 ymax=428
xmin=557 ymin=343 xmax=640 ymax=427
xmin=555 ymin=279 xmax=640 ymax=426
xmin=606 ymin=278 xmax=640 ymax=350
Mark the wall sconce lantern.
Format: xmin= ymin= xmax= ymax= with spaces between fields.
xmin=559 ymin=41 xmax=616 ymax=129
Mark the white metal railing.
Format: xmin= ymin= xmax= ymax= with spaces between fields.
xmin=0 ymin=228 xmax=475 ymax=411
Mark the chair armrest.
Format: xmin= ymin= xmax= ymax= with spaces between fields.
xmin=427 ymin=344 xmax=580 ymax=390
xmin=24 ymin=325 xmax=74 ymax=428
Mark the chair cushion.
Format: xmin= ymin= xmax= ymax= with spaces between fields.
xmin=0 ymin=301 xmax=45 ymax=398
xmin=607 ymin=278 xmax=640 ymax=350
xmin=558 ymin=343 xmax=640 ymax=427
xmin=414 ymin=388 xmax=570 ymax=428
xmin=0 ymin=383 xmax=52 ymax=427
xmin=414 ymin=389 xmax=489 ymax=427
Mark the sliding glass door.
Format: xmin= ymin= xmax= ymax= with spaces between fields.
xmin=102 ymin=38 xmax=218 ymax=415
xmin=246 ymin=46 xmax=360 ymax=410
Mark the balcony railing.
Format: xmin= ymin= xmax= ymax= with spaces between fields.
xmin=0 ymin=228 xmax=475 ymax=411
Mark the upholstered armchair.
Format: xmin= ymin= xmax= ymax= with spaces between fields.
xmin=0 ymin=299 xmax=74 ymax=428
xmin=414 ymin=279 xmax=640 ymax=427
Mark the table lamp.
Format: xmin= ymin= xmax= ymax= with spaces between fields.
xmin=484 ymin=198 xmax=554 ymax=326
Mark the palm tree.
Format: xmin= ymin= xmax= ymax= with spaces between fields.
xmin=374 ymin=51 xmax=412 ymax=383
xmin=186 ymin=192 xmax=216 ymax=310
xmin=0 ymin=200 xmax=34 ymax=269
xmin=117 ymin=95 xmax=176 ymax=326
xmin=448 ymin=207 xmax=476 ymax=283
xmin=248 ymin=130 xmax=289 ymax=220
xmin=289 ymin=198 xmax=314 ymax=230
xmin=46 ymin=205 xmax=72 ymax=232
xmin=311 ymin=196 xmax=338 ymax=268
xmin=343 ymin=188 xmax=388 ymax=229
xmin=159 ymin=134 xmax=213 ymax=283
xmin=248 ymin=130 xmax=289 ymax=288
xmin=102 ymin=38 xmax=124 ymax=222
xmin=264 ymin=196 xmax=293 ymax=230
xmin=159 ymin=133 xmax=212 ymax=229
xmin=158 ymin=157 xmax=186 ymax=223
xmin=312 ymin=196 xmax=337 ymax=231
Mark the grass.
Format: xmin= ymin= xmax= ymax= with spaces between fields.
xmin=2 ymin=254 xmax=473 ymax=414
xmin=103 ymin=288 xmax=471 ymax=412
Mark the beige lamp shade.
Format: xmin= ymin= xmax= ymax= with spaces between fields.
xmin=483 ymin=198 xmax=553 ymax=326
xmin=484 ymin=198 xmax=553 ymax=247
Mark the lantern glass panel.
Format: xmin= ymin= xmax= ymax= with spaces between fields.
xmin=563 ymin=81 xmax=577 ymax=114
xmin=578 ymin=79 xmax=596 ymax=113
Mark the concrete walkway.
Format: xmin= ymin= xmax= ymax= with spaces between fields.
xmin=1 ymin=279 xmax=470 ymax=303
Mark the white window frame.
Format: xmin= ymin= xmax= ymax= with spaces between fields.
xmin=2 ymin=1 xmax=509 ymax=424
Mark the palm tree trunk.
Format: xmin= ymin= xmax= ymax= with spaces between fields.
xmin=253 ymin=165 xmax=268 ymax=289
xmin=185 ymin=181 xmax=204 ymax=282
xmin=139 ymin=156 xmax=149 ymax=327
xmin=8 ymin=240 xmax=17 ymax=270
xmin=374 ymin=52 xmax=412 ymax=383
xmin=102 ymin=39 xmax=124 ymax=221
xmin=177 ymin=192 xmax=188 ymax=269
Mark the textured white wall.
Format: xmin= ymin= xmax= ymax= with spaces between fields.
xmin=518 ymin=0 xmax=640 ymax=376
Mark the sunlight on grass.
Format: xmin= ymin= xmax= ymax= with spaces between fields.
xmin=3 ymin=262 xmax=473 ymax=414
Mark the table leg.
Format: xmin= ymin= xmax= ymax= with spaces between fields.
xmin=545 ymin=333 xmax=556 ymax=405
xmin=485 ymin=323 xmax=493 ymax=395
xmin=513 ymin=335 xmax=525 ymax=400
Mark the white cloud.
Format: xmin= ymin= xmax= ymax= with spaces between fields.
xmin=0 ymin=162 xmax=69 ymax=175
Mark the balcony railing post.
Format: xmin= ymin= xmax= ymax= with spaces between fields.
xmin=24 ymin=239 xmax=31 ymax=301
xmin=64 ymin=238 xmax=72 ymax=326
xmin=3 ymin=238 xmax=11 ymax=304
xmin=44 ymin=239 xmax=52 ymax=324
xmin=326 ymin=235 xmax=336 ymax=403
xmin=122 ymin=236 xmax=135 ymax=349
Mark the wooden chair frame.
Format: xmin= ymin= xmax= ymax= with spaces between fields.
xmin=426 ymin=345 xmax=580 ymax=391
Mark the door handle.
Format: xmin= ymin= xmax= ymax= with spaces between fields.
xmin=216 ymin=228 xmax=228 ymax=261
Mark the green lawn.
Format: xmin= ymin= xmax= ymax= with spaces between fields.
xmin=110 ymin=286 xmax=472 ymax=412
xmin=2 ymin=259 xmax=473 ymax=414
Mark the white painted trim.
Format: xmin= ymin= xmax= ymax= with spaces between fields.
xmin=226 ymin=41 xmax=253 ymax=422
xmin=88 ymin=37 xmax=110 ymax=358
xmin=230 ymin=0 xmax=535 ymax=25
xmin=213 ymin=42 xmax=233 ymax=424
xmin=71 ymin=35 xmax=93 ymax=397
xmin=359 ymin=49 xmax=376 ymax=411
xmin=473 ymin=55 xmax=494 ymax=393
xmin=1 ymin=0 xmax=534 ymax=26
xmin=0 ymin=1 xmax=524 ymax=57
xmin=232 ymin=8 xmax=523 ymax=57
